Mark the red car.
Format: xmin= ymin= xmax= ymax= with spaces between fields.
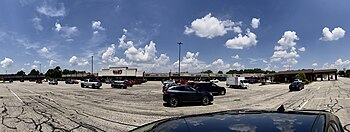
xmin=36 ymin=80 xmax=42 ymax=84
xmin=124 ymin=80 xmax=134 ymax=87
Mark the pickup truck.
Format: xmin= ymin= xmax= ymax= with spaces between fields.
xmin=81 ymin=79 xmax=102 ymax=88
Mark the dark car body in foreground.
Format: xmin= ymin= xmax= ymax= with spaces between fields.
xmin=289 ymin=81 xmax=304 ymax=91
xmin=193 ymin=82 xmax=226 ymax=95
xmin=163 ymin=85 xmax=213 ymax=107
xmin=132 ymin=110 xmax=344 ymax=132
xmin=111 ymin=81 xmax=127 ymax=89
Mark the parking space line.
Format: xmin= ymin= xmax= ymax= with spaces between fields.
xmin=317 ymin=86 xmax=321 ymax=90
xmin=9 ymin=89 xmax=24 ymax=104
xmin=297 ymin=100 xmax=308 ymax=110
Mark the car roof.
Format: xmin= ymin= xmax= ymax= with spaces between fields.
xmin=132 ymin=110 xmax=333 ymax=132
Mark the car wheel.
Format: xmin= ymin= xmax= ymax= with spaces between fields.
xmin=169 ymin=97 xmax=179 ymax=107
xmin=202 ymin=96 xmax=210 ymax=105
xmin=220 ymin=90 xmax=226 ymax=95
xmin=92 ymin=84 xmax=95 ymax=88
xmin=81 ymin=84 xmax=84 ymax=88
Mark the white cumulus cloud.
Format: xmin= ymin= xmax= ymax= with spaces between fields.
xmin=184 ymin=13 xmax=236 ymax=39
xmin=312 ymin=63 xmax=318 ymax=67
xmin=225 ymin=31 xmax=258 ymax=49
xmin=232 ymin=62 xmax=245 ymax=69
xmin=31 ymin=65 xmax=38 ymax=69
xmin=92 ymin=21 xmax=105 ymax=30
xmin=36 ymin=3 xmax=66 ymax=17
xmin=298 ymin=47 xmax=305 ymax=52
xmin=49 ymin=60 xmax=57 ymax=67
xmin=320 ymin=27 xmax=345 ymax=41
xmin=124 ymin=41 xmax=157 ymax=62
xmin=39 ymin=47 xmax=49 ymax=54
xmin=101 ymin=44 xmax=116 ymax=63
xmin=54 ymin=22 xmax=79 ymax=39
xmin=251 ymin=18 xmax=260 ymax=29
xmin=1 ymin=58 xmax=14 ymax=68
xmin=276 ymin=31 xmax=299 ymax=50
xmin=69 ymin=56 xmax=89 ymax=66
xmin=232 ymin=54 xmax=240 ymax=59
xmin=173 ymin=52 xmax=206 ymax=72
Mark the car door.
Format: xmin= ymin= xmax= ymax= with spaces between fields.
xmin=210 ymin=83 xmax=219 ymax=93
xmin=182 ymin=86 xmax=200 ymax=102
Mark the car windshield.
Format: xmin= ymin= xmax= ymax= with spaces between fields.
xmin=1 ymin=1 xmax=348 ymax=131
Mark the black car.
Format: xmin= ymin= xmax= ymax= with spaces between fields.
xmin=193 ymin=82 xmax=226 ymax=95
xmin=289 ymin=81 xmax=304 ymax=91
xmin=111 ymin=81 xmax=127 ymax=89
xmin=163 ymin=85 xmax=213 ymax=107
xmin=65 ymin=79 xmax=79 ymax=84
xmin=132 ymin=109 xmax=344 ymax=132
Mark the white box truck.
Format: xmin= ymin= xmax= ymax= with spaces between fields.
xmin=226 ymin=77 xmax=249 ymax=89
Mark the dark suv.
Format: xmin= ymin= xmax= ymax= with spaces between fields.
xmin=289 ymin=81 xmax=304 ymax=91
xmin=163 ymin=85 xmax=213 ymax=107
xmin=193 ymin=82 xmax=226 ymax=95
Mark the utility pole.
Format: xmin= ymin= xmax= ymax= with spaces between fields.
xmin=177 ymin=42 xmax=183 ymax=77
xmin=91 ymin=56 xmax=94 ymax=75
xmin=39 ymin=64 xmax=41 ymax=74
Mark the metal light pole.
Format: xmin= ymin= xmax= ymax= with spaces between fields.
xmin=91 ymin=56 xmax=94 ymax=75
xmin=177 ymin=42 xmax=183 ymax=77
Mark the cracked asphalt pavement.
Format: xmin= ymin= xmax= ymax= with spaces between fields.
xmin=0 ymin=77 xmax=350 ymax=131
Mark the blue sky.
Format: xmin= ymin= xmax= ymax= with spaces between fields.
xmin=1 ymin=0 xmax=350 ymax=74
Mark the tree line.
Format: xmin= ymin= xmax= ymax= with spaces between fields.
xmin=14 ymin=66 xmax=87 ymax=78
xmin=13 ymin=67 xmax=275 ymax=78
xmin=201 ymin=68 xmax=275 ymax=74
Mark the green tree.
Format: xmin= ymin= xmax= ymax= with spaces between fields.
xmin=226 ymin=70 xmax=238 ymax=74
xmin=45 ymin=66 xmax=62 ymax=78
xmin=217 ymin=71 xmax=223 ymax=74
xmin=16 ymin=70 xmax=26 ymax=76
xmin=295 ymin=72 xmax=306 ymax=81
xmin=28 ymin=69 xmax=40 ymax=76
xmin=202 ymin=70 xmax=213 ymax=74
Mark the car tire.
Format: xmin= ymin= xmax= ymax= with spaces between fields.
xmin=220 ymin=90 xmax=226 ymax=95
xmin=92 ymin=84 xmax=95 ymax=89
xmin=202 ymin=96 xmax=210 ymax=105
xmin=169 ymin=97 xmax=179 ymax=107
xmin=81 ymin=84 xmax=84 ymax=88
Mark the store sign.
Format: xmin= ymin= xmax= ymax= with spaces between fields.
xmin=113 ymin=70 xmax=122 ymax=74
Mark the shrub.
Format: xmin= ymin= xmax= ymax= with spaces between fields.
xmin=261 ymin=82 xmax=266 ymax=85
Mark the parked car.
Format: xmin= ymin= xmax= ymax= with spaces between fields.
xmin=48 ymin=80 xmax=58 ymax=85
xmin=161 ymin=80 xmax=175 ymax=85
xmin=65 ymin=79 xmax=79 ymax=84
xmin=133 ymin=79 xmax=142 ymax=85
xmin=131 ymin=109 xmax=344 ymax=132
xmin=162 ymin=82 xmax=177 ymax=92
xmin=124 ymin=80 xmax=134 ymax=87
xmin=105 ymin=79 xmax=112 ymax=84
xmin=163 ymin=85 xmax=213 ymax=107
xmin=210 ymin=79 xmax=219 ymax=83
xmin=193 ymin=82 xmax=226 ymax=95
xmin=36 ymin=79 xmax=42 ymax=84
xmin=81 ymin=79 xmax=102 ymax=88
xmin=111 ymin=81 xmax=127 ymax=89
xmin=289 ymin=81 xmax=304 ymax=91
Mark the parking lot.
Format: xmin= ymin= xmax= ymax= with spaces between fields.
xmin=0 ymin=78 xmax=350 ymax=131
